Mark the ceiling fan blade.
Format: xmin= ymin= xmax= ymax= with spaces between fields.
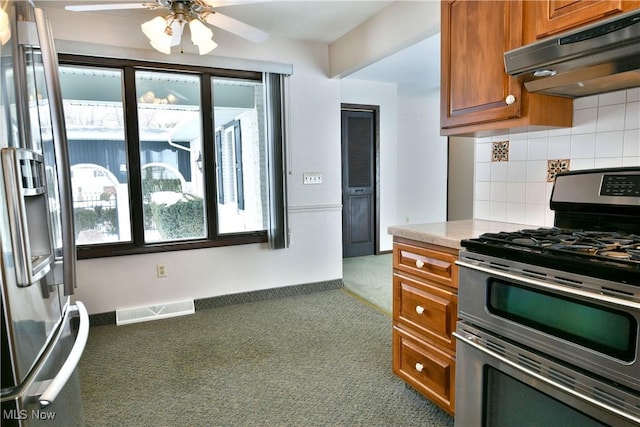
xmin=203 ymin=0 xmax=271 ymax=7
xmin=65 ymin=3 xmax=152 ymax=12
xmin=202 ymin=11 xmax=268 ymax=43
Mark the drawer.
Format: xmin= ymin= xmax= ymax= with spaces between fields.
xmin=393 ymin=242 xmax=458 ymax=289
xmin=393 ymin=274 xmax=457 ymax=350
xmin=393 ymin=326 xmax=455 ymax=415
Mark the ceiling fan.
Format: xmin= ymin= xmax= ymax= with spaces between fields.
xmin=65 ymin=0 xmax=269 ymax=55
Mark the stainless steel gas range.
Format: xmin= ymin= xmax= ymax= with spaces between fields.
xmin=454 ymin=167 xmax=640 ymax=427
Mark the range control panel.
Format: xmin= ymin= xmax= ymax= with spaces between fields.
xmin=551 ymin=167 xmax=640 ymax=208
xmin=601 ymin=174 xmax=640 ymax=197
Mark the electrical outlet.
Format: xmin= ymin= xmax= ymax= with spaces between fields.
xmin=156 ymin=264 xmax=167 ymax=278
xmin=303 ymin=172 xmax=322 ymax=185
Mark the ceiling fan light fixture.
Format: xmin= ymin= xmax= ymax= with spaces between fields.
xmin=141 ymin=16 xmax=173 ymax=54
xmin=195 ymin=37 xmax=218 ymax=55
xmin=0 ymin=7 xmax=11 ymax=45
xmin=169 ymin=19 xmax=185 ymax=46
xmin=141 ymin=16 xmax=166 ymax=40
xmin=189 ymin=19 xmax=217 ymax=55
xmin=149 ymin=36 xmax=172 ymax=55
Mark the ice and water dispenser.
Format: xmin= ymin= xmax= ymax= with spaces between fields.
xmin=1 ymin=147 xmax=55 ymax=286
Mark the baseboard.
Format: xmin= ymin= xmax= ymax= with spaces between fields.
xmin=88 ymin=279 xmax=344 ymax=327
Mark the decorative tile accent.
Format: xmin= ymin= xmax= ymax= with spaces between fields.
xmin=491 ymin=140 xmax=509 ymax=162
xmin=547 ymin=159 xmax=570 ymax=182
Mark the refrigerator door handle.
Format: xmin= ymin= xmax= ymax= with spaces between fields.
xmin=37 ymin=301 xmax=89 ymax=409
xmin=33 ymin=7 xmax=77 ymax=296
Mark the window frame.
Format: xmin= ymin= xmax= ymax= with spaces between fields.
xmin=59 ymin=54 xmax=268 ymax=259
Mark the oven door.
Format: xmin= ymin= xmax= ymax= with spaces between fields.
xmin=457 ymin=258 xmax=640 ymax=392
xmin=454 ymin=323 xmax=640 ymax=427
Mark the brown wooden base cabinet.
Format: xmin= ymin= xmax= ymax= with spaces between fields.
xmin=392 ymin=238 xmax=459 ymax=416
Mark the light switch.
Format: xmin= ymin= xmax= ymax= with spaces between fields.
xmin=303 ymin=172 xmax=322 ymax=185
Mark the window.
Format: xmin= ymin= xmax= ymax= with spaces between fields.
xmin=212 ymin=78 xmax=267 ymax=234
xmin=135 ymin=70 xmax=206 ymax=243
xmin=60 ymin=66 xmax=131 ymax=246
xmin=58 ymin=56 xmax=287 ymax=258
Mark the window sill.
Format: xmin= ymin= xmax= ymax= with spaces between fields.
xmin=76 ymin=232 xmax=268 ymax=259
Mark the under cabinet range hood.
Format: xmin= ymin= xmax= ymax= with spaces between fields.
xmin=504 ymin=9 xmax=640 ymax=98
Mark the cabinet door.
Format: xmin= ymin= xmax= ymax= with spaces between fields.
xmin=393 ymin=326 xmax=455 ymax=415
xmin=534 ymin=0 xmax=630 ymax=39
xmin=441 ymin=0 xmax=523 ymax=130
xmin=393 ymin=241 xmax=458 ymax=289
xmin=393 ymin=273 xmax=458 ymax=350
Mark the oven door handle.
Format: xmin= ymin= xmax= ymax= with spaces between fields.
xmin=453 ymin=331 xmax=640 ymax=425
xmin=456 ymin=260 xmax=640 ymax=310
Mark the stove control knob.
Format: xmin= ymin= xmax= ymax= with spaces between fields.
xmin=415 ymin=305 xmax=425 ymax=315
xmin=415 ymin=363 xmax=424 ymax=373
xmin=415 ymin=259 xmax=424 ymax=269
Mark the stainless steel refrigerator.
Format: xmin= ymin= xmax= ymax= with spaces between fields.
xmin=1 ymin=1 xmax=88 ymax=425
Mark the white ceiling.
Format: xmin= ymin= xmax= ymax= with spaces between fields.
xmin=40 ymin=0 xmax=440 ymax=94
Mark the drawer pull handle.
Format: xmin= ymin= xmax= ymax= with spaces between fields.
xmin=415 ymin=305 xmax=425 ymax=315
xmin=415 ymin=363 xmax=424 ymax=373
xmin=415 ymin=260 xmax=424 ymax=268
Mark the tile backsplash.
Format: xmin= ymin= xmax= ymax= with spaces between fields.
xmin=474 ymin=87 xmax=640 ymax=227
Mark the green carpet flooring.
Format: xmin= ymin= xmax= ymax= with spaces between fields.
xmin=342 ymin=253 xmax=393 ymax=314
xmin=79 ymin=288 xmax=453 ymax=426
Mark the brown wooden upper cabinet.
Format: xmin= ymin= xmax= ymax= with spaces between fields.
xmin=532 ymin=0 xmax=640 ymax=41
xmin=440 ymin=0 xmax=574 ymax=136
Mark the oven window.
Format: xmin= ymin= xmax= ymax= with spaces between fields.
xmin=484 ymin=366 xmax=606 ymax=427
xmin=488 ymin=280 xmax=636 ymax=361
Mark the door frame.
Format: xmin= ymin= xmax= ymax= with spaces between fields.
xmin=340 ymin=103 xmax=381 ymax=255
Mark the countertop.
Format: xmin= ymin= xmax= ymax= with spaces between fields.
xmin=388 ymin=219 xmax=536 ymax=250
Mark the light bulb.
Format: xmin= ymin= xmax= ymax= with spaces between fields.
xmin=195 ymin=37 xmax=217 ymax=55
xmin=0 ymin=7 xmax=11 ymax=45
xmin=169 ymin=19 xmax=185 ymax=46
xmin=141 ymin=16 xmax=172 ymax=54
xmin=141 ymin=16 xmax=167 ymax=40
xmin=189 ymin=19 xmax=217 ymax=55
xmin=149 ymin=38 xmax=172 ymax=54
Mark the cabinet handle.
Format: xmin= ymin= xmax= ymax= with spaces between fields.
xmin=505 ymin=94 xmax=516 ymax=105
xmin=415 ymin=363 xmax=424 ymax=373
xmin=415 ymin=259 xmax=424 ymax=269
xmin=415 ymin=305 xmax=425 ymax=315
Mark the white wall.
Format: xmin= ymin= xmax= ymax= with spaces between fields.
xmin=396 ymin=90 xmax=448 ymax=227
xmin=43 ymin=8 xmax=344 ymax=314
xmin=474 ymin=88 xmax=640 ymax=226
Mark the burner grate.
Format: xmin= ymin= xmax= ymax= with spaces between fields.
xmin=473 ymin=228 xmax=640 ymax=266
xmin=462 ymin=228 xmax=640 ymax=285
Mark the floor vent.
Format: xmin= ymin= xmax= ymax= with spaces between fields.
xmin=116 ymin=300 xmax=195 ymax=326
